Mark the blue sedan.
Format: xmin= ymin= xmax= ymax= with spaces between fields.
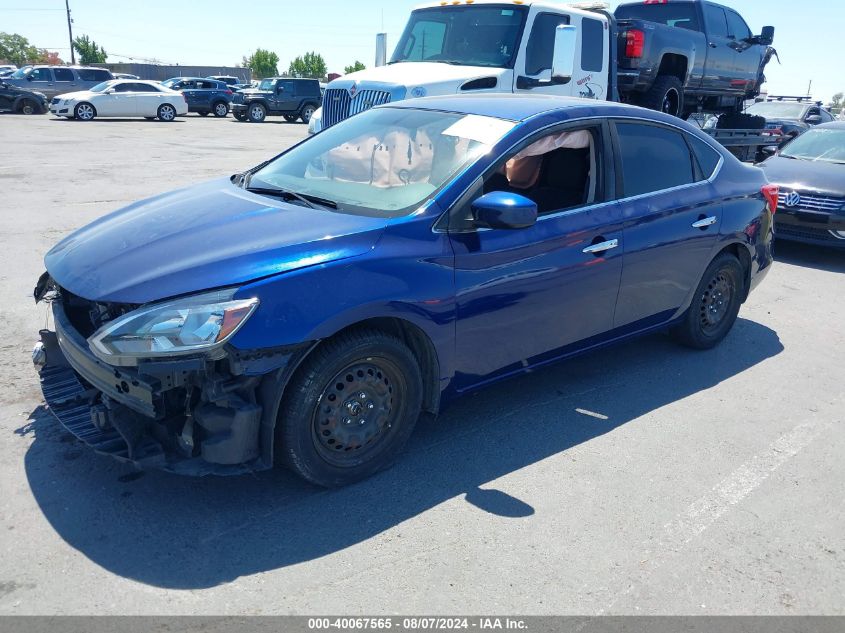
xmin=34 ymin=95 xmax=776 ymax=486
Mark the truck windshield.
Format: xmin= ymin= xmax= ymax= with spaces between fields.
xmin=248 ymin=107 xmax=516 ymax=218
xmin=391 ymin=5 xmax=528 ymax=69
xmin=615 ymin=4 xmax=701 ymax=31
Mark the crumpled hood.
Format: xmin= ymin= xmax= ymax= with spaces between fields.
xmin=335 ymin=63 xmax=510 ymax=96
xmin=758 ymin=156 xmax=845 ymax=198
xmin=45 ymin=178 xmax=388 ymax=304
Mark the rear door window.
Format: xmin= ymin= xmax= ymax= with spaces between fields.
xmin=703 ymin=5 xmax=729 ymax=38
xmin=53 ymin=67 xmax=74 ymax=82
xmin=581 ymin=17 xmax=604 ymax=72
xmin=78 ymin=68 xmax=111 ymax=81
xmin=614 ymin=122 xmax=696 ymax=197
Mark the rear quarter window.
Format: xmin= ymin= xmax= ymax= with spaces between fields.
xmin=686 ymin=134 xmax=722 ymax=180
xmin=615 ymin=122 xmax=696 ymax=197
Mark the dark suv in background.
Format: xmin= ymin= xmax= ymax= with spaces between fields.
xmin=162 ymin=77 xmax=233 ymax=117
xmin=232 ymin=77 xmax=322 ymax=123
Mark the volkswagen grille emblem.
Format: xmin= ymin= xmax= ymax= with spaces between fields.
xmin=785 ymin=191 xmax=801 ymax=207
xmin=348 ymin=83 xmax=358 ymax=98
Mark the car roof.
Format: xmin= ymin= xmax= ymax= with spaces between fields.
xmin=385 ymin=93 xmax=646 ymax=122
xmin=817 ymin=121 xmax=845 ymax=129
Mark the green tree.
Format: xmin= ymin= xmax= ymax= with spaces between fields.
xmin=289 ymin=52 xmax=327 ymax=79
xmin=72 ymin=35 xmax=107 ymax=64
xmin=829 ymin=92 xmax=844 ymax=115
xmin=242 ymin=48 xmax=279 ymax=79
xmin=0 ymin=32 xmax=39 ymax=66
xmin=344 ymin=61 xmax=366 ymax=75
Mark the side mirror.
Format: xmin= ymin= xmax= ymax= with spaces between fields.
xmin=759 ymin=26 xmax=775 ymax=46
xmin=471 ymin=192 xmax=537 ymax=230
xmin=805 ymin=114 xmax=822 ymax=125
xmin=26 ymin=75 xmax=33 ymax=81
xmin=551 ymin=25 xmax=577 ymax=84
xmin=761 ymin=145 xmax=778 ymax=157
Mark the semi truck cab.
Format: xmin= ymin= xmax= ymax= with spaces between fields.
xmin=310 ymin=1 xmax=612 ymax=133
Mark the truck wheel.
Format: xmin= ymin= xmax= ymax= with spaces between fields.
xmin=234 ymin=111 xmax=247 ymax=121
xmin=642 ymin=76 xmax=684 ymax=118
xmin=212 ymin=101 xmax=229 ymax=117
xmin=670 ymin=253 xmax=744 ymax=350
xmin=299 ymin=104 xmax=316 ymax=124
xmin=276 ymin=329 xmax=423 ymax=487
xmin=247 ymin=103 xmax=266 ymax=123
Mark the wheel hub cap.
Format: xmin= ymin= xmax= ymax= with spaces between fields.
xmin=700 ymin=273 xmax=732 ymax=330
xmin=314 ymin=362 xmax=395 ymax=458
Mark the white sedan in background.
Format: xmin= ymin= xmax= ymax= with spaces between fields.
xmin=50 ymin=80 xmax=188 ymax=121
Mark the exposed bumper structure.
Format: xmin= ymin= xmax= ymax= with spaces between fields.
xmin=36 ymin=296 xmax=311 ymax=476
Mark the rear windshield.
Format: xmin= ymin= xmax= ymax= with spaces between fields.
xmin=615 ymin=3 xmax=701 ymax=31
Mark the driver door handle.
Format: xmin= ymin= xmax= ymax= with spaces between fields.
xmin=692 ymin=216 xmax=718 ymax=229
xmin=583 ymin=239 xmax=619 ymax=254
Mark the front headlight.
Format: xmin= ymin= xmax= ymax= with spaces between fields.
xmin=308 ymin=106 xmax=322 ymax=135
xmin=88 ymin=289 xmax=258 ymax=363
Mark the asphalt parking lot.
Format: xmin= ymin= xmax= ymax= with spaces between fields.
xmin=0 ymin=112 xmax=843 ymax=615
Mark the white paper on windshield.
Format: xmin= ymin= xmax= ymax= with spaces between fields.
xmin=442 ymin=115 xmax=515 ymax=146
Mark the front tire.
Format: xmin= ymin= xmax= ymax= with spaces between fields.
xmin=247 ymin=102 xmax=266 ymax=122
xmin=641 ymin=75 xmax=684 ymax=118
xmin=157 ymin=103 xmax=177 ymax=121
xmin=671 ymin=253 xmax=744 ymax=349
xmin=277 ymin=330 xmax=423 ymax=487
xmin=74 ymin=102 xmax=96 ymax=121
xmin=19 ymin=99 xmax=39 ymax=115
xmin=299 ymin=103 xmax=316 ymax=124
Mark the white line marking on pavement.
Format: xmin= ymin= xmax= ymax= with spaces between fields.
xmin=596 ymin=421 xmax=830 ymax=614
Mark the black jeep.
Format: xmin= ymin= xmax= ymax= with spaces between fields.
xmin=231 ymin=77 xmax=322 ymax=123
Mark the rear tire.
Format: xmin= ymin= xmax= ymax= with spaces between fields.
xmin=212 ymin=101 xmax=229 ymax=117
xmin=670 ymin=253 xmax=744 ymax=349
xmin=74 ymin=102 xmax=96 ymax=121
xmin=157 ymin=103 xmax=177 ymax=122
xmin=247 ymin=102 xmax=266 ymax=123
xmin=276 ymin=330 xmax=423 ymax=487
xmin=641 ymin=75 xmax=684 ymax=118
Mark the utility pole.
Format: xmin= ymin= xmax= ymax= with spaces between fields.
xmin=65 ymin=0 xmax=75 ymax=64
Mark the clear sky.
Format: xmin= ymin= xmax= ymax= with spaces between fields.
xmin=1 ymin=0 xmax=839 ymax=102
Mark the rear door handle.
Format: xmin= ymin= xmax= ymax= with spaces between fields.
xmin=692 ymin=216 xmax=718 ymax=229
xmin=583 ymin=239 xmax=619 ymax=254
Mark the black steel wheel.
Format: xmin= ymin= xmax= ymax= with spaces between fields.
xmin=276 ymin=330 xmax=423 ymax=487
xmin=671 ymin=253 xmax=744 ymax=349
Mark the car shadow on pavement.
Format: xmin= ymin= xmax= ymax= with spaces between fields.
xmin=774 ymin=240 xmax=845 ymax=273
xmin=20 ymin=317 xmax=782 ymax=589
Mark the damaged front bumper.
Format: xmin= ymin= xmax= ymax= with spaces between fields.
xmin=35 ymin=297 xmax=311 ymax=476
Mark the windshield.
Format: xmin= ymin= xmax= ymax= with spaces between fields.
xmin=391 ymin=5 xmax=528 ymax=68
xmin=10 ymin=67 xmax=31 ymax=79
xmin=746 ymin=102 xmax=807 ymax=119
xmin=161 ymin=78 xmax=182 ymax=88
xmin=249 ymin=107 xmax=516 ymax=217
xmin=89 ymin=80 xmax=117 ymax=93
xmin=258 ymin=78 xmax=276 ymax=90
xmin=779 ymin=128 xmax=845 ymax=163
